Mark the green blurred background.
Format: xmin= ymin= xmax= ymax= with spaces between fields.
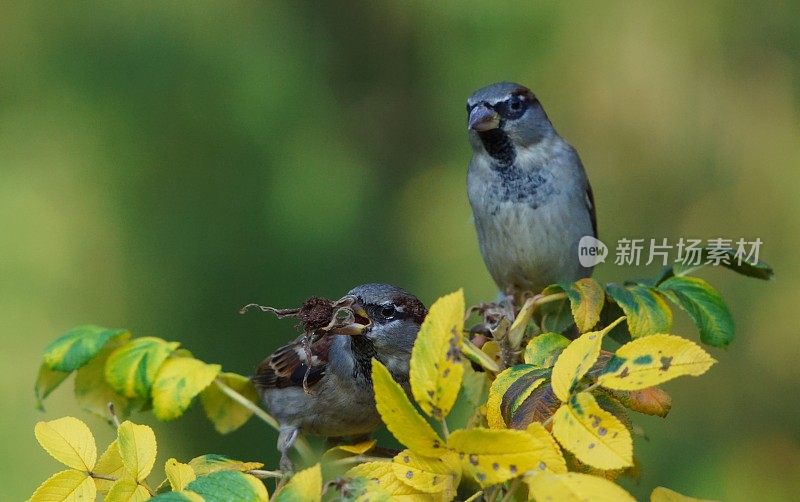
xmin=2 ymin=1 xmax=798 ymax=500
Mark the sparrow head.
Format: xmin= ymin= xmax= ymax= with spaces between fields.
xmin=333 ymin=283 xmax=427 ymax=355
xmin=466 ymin=82 xmax=554 ymax=163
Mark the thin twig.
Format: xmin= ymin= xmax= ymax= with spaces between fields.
xmin=107 ymin=402 xmax=120 ymax=428
xmin=90 ymin=473 xmax=118 ymax=482
xmin=328 ymin=455 xmax=391 ymax=468
xmin=213 ymin=379 xmax=314 ymax=461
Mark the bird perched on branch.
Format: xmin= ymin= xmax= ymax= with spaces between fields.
xmin=251 ymin=283 xmax=427 ymax=470
xmin=466 ymin=82 xmax=597 ymax=297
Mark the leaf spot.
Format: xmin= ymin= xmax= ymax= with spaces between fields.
xmin=469 ymin=454 xmax=479 ymax=466
xmin=660 ymin=356 xmax=673 ymax=371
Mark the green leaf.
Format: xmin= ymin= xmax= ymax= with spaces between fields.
xmin=562 ymin=278 xmax=605 ymax=332
xmin=606 ymin=284 xmax=672 ymax=338
xmin=538 ymin=297 xmax=574 ymax=334
xmin=151 ymin=492 xmax=204 ymax=502
xmin=34 ymin=364 xmax=70 ymax=411
xmin=43 ymin=325 xmax=130 ymax=372
xmin=201 ymin=373 xmax=260 ymax=434
xmin=524 ymin=332 xmax=571 ymax=368
xmin=152 ymin=357 xmax=221 ymax=421
xmin=657 ymin=276 xmax=734 ymax=347
xmin=673 ymin=247 xmax=774 ymax=280
xmin=187 ymin=470 xmax=269 ymax=502
xmin=105 ymin=337 xmax=180 ymax=398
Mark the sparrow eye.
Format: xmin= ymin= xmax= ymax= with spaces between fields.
xmin=380 ymin=304 xmax=397 ymax=320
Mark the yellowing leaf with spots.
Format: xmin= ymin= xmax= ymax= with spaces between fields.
xmin=606 ymin=283 xmax=672 ymax=338
xmin=525 ymin=472 xmax=635 ymax=502
xmin=34 ymin=416 xmax=97 ymax=471
xmin=346 ymin=462 xmax=430 ymax=499
xmin=106 ymin=478 xmax=151 ymax=502
xmin=29 ymin=469 xmax=97 ymax=502
xmin=117 ymin=421 xmax=157 ymax=482
xmin=200 ymin=372 xmax=259 ymax=434
xmin=563 ymin=278 xmax=606 ymax=333
xmin=372 ymin=359 xmax=445 ymax=457
xmin=188 ymin=454 xmax=263 ymax=475
xmin=551 ymin=317 xmax=624 ymax=401
xmin=322 ymin=439 xmax=377 ymax=462
xmin=152 ymin=357 xmax=220 ymax=420
xmin=165 ymin=458 xmax=196 ymax=491
xmin=273 ymin=463 xmax=321 ymax=502
xmin=486 ymin=364 xmax=542 ymax=429
xmin=94 ymin=440 xmax=125 ymax=492
xmin=551 ymin=391 xmax=633 ymax=470
xmin=524 ymin=332 xmax=570 ymax=368
xmin=391 ymin=449 xmax=461 ymax=499
xmin=651 ymin=486 xmax=717 ymax=502
xmin=525 ymin=423 xmax=567 ymax=474
xmin=410 ymin=289 xmax=465 ymax=419
xmin=598 ymin=334 xmax=716 ymax=391
xmin=447 ymin=428 xmax=562 ymax=487
xmin=105 ymin=337 xmax=180 ymax=398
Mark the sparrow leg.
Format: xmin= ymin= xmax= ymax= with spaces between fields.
xmin=277 ymin=426 xmax=299 ymax=472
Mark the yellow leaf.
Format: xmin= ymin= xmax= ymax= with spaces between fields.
xmin=391 ymin=449 xmax=461 ymax=499
xmin=447 ymin=428 xmax=562 ymax=487
xmin=274 ymin=463 xmax=321 ymax=502
xmin=598 ymin=334 xmax=716 ymax=391
xmin=117 ymin=421 xmax=157 ymax=482
xmin=651 ymin=486 xmax=718 ymax=502
xmin=551 ymin=318 xmax=624 ymax=401
xmin=486 ymin=365 xmax=543 ymax=429
xmin=34 ymin=364 xmax=70 ymax=411
xmin=29 ymin=469 xmax=97 ymax=502
xmin=105 ymin=337 xmax=180 ymax=399
xmin=372 ymin=359 xmax=445 ymax=456
xmin=551 ymin=391 xmax=633 ymax=470
xmin=106 ymin=478 xmax=151 ymax=502
xmin=74 ymin=339 xmax=130 ymax=420
xmin=347 ymin=462 xmax=431 ymax=499
xmin=508 ymin=296 xmax=537 ymax=348
xmin=34 ymin=417 xmax=97 ymax=471
xmin=94 ymin=440 xmax=125 ymax=492
xmin=322 ymin=439 xmax=377 ymax=462
xmin=564 ymin=278 xmax=606 ymax=333
xmin=525 ymin=471 xmax=635 ymax=502
xmin=152 ymin=357 xmax=221 ymax=420
xmin=165 ymin=458 xmax=196 ymax=491
xmin=200 ymin=372 xmax=259 ymax=434
xmin=525 ymin=423 xmax=567 ymax=473
xmin=461 ymin=338 xmax=500 ymax=373
xmin=410 ymin=289 xmax=465 ymax=419
xmin=188 ymin=454 xmax=263 ymax=475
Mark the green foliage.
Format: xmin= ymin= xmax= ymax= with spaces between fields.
xmin=29 ymin=260 xmax=768 ymax=500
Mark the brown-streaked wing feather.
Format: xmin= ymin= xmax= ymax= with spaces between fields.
xmin=252 ymin=334 xmax=332 ymax=390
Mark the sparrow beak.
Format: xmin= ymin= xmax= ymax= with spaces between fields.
xmin=329 ymin=302 xmax=372 ymax=336
xmin=468 ymin=104 xmax=500 ymax=131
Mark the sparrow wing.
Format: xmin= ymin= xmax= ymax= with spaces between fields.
xmin=585 ymin=182 xmax=598 ymax=238
xmin=252 ymin=333 xmax=332 ymax=391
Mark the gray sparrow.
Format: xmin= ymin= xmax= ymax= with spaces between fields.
xmin=252 ymin=283 xmax=426 ymax=470
xmin=466 ymin=82 xmax=597 ymax=297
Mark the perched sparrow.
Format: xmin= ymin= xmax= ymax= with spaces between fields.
xmin=252 ymin=283 xmax=427 ymax=470
xmin=466 ymin=82 xmax=597 ymax=296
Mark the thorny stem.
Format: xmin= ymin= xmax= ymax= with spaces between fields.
xmin=247 ymin=469 xmax=284 ymax=479
xmin=328 ymin=455 xmax=390 ymax=468
xmin=213 ymin=378 xmax=315 ymax=461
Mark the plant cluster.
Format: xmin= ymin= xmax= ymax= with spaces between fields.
xmin=30 ymin=255 xmax=772 ymax=501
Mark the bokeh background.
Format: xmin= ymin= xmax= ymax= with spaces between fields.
xmin=2 ymin=2 xmax=799 ymax=500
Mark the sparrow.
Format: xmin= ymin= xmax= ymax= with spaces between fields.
xmin=252 ymin=283 xmax=427 ymax=470
xmin=466 ymin=82 xmax=597 ymax=297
